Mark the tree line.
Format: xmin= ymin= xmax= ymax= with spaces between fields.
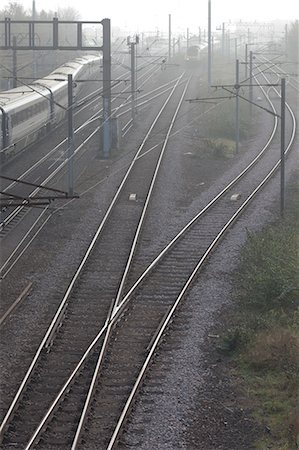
xmin=0 ymin=1 xmax=80 ymax=21
xmin=287 ymin=20 xmax=298 ymax=62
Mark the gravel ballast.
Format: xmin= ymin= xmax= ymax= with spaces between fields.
xmin=0 ymin=63 xmax=298 ymax=449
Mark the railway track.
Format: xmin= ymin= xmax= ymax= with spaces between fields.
xmin=0 ymin=44 xmax=297 ymax=450
xmin=0 ymin=72 xmax=190 ymax=449
xmin=0 ymin=55 xmax=175 ymax=277
xmin=73 ymin=67 xmax=296 ymax=450
xmin=0 ymin=56 xmax=296 ymax=448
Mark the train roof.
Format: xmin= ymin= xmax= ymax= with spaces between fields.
xmin=0 ymin=54 xmax=101 ymax=112
xmin=0 ymin=84 xmax=48 ymax=110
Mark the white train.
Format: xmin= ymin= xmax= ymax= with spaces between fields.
xmin=0 ymin=54 xmax=101 ymax=163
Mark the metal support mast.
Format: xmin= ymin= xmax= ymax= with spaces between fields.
xmin=168 ymin=14 xmax=172 ymax=60
xmin=235 ymin=59 xmax=240 ymax=154
xmin=280 ymin=78 xmax=286 ymax=217
xmin=222 ymin=22 xmax=225 ymax=56
xmin=102 ymin=18 xmax=111 ymax=158
xmin=12 ymin=36 xmax=17 ymax=88
xmin=245 ymin=43 xmax=248 ymax=78
xmin=249 ymin=50 xmax=253 ymax=117
xmin=208 ymin=0 xmax=212 ymax=86
xmin=32 ymin=0 xmax=37 ymax=80
xmin=67 ymin=74 xmax=74 ymax=196
xmin=130 ymin=42 xmax=136 ymax=123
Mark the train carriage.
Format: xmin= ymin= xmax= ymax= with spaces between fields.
xmin=1 ymin=86 xmax=52 ymax=159
xmin=0 ymin=54 xmax=101 ymax=163
xmin=185 ymin=45 xmax=200 ymax=66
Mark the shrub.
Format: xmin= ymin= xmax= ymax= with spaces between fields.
xmin=217 ymin=326 xmax=250 ymax=354
xmin=235 ymin=226 xmax=298 ymax=311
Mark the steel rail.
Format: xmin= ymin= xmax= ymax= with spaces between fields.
xmin=0 ymin=207 xmax=50 ymax=279
xmin=0 ymin=58 xmax=161 ymax=233
xmin=257 ymin=55 xmax=299 ymax=91
xmin=1 ymin=59 xmax=292 ymax=442
xmin=10 ymin=62 xmax=295 ymax=448
xmin=108 ymin=114 xmax=296 ymax=450
xmin=112 ymin=76 xmax=279 ymax=319
xmin=24 ymin=75 xmax=189 ymax=450
xmin=0 ymin=74 xmax=185 ymax=277
xmin=114 ymin=78 xmax=188 ymax=134
xmin=70 ymin=77 xmax=191 ymax=450
xmin=103 ymin=70 xmax=183 ymax=130
xmin=23 ymin=65 xmax=293 ymax=448
xmin=110 ymin=66 xmax=295 ymax=319
xmin=0 ymin=47 xmax=197 ymax=236
xmin=85 ymin=77 xmax=186 ymax=129
xmin=0 ymin=71 xmax=186 ymax=443
xmin=44 ymin=71 xmax=185 ymax=348
xmin=107 ymin=70 xmax=297 ymax=450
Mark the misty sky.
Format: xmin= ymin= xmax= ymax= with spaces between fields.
xmin=13 ymin=0 xmax=299 ymax=32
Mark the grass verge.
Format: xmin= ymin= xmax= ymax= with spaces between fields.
xmin=218 ymin=170 xmax=299 ymax=449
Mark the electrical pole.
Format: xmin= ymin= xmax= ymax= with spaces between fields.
xmin=245 ymin=43 xmax=248 ymax=79
xmin=168 ymin=14 xmax=172 ymax=60
xmin=12 ymin=36 xmax=17 ymax=88
xmin=235 ymin=59 xmax=240 ymax=154
xmin=1 ymin=14 xmax=109 ymax=173
xmin=208 ymin=0 xmax=211 ymax=86
xmin=249 ymin=50 xmax=253 ymax=117
xmin=222 ymin=22 xmax=225 ymax=56
xmin=280 ymin=78 xmax=285 ymax=217
xmin=130 ymin=42 xmax=136 ymax=123
xmin=102 ymin=18 xmax=111 ymax=158
xmin=67 ymin=74 xmax=74 ymax=196
xmin=32 ymin=0 xmax=37 ymax=80
xmin=187 ymin=27 xmax=189 ymax=50
xmin=203 ymin=75 xmax=287 ymax=217
xmin=135 ymin=35 xmax=138 ymax=114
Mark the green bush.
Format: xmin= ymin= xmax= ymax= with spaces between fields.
xmin=217 ymin=326 xmax=250 ymax=354
xmin=221 ymin=179 xmax=299 ymax=449
xmin=235 ymin=226 xmax=298 ymax=311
